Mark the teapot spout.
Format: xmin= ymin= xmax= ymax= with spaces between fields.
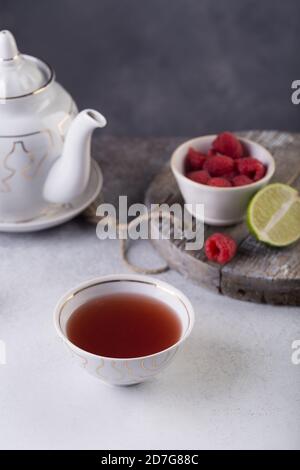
xmin=43 ymin=109 xmax=106 ymax=204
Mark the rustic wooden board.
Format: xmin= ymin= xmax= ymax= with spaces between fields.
xmin=144 ymin=131 xmax=300 ymax=305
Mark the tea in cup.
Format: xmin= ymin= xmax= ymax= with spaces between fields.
xmin=54 ymin=274 xmax=194 ymax=386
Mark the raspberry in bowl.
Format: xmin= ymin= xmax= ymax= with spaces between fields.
xmin=171 ymin=132 xmax=275 ymax=226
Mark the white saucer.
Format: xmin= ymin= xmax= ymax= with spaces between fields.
xmin=0 ymin=160 xmax=103 ymax=233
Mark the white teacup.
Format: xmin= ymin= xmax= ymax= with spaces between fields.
xmin=54 ymin=274 xmax=195 ymax=386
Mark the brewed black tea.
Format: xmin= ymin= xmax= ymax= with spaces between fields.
xmin=66 ymin=293 xmax=182 ymax=358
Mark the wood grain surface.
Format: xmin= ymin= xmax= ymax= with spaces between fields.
xmin=86 ymin=132 xmax=300 ymax=305
xmin=144 ymin=131 xmax=300 ymax=305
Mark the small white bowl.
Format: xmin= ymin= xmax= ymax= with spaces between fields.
xmin=54 ymin=274 xmax=194 ymax=386
xmin=171 ymin=135 xmax=275 ymax=226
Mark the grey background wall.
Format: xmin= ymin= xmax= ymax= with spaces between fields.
xmin=1 ymin=0 xmax=299 ymax=135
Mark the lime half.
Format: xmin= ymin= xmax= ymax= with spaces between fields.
xmin=247 ymin=183 xmax=300 ymax=247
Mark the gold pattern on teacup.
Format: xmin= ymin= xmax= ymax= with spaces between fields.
xmin=111 ymin=360 xmax=127 ymax=381
xmin=140 ymin=355 xmax=161 ymax=371
xmin=72 ymin=350 xmax=88 ymax=369
xmin=96 ymin=358 xmax=108 ymax=380
xmin=124 ymin=361 xmax=144 ymax=381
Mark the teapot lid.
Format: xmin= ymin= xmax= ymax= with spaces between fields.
xmin=0 ymin=30 xmax=54 ymax=100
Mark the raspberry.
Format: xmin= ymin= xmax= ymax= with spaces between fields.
xmin=203 ymin=155 xmax=234 ymax=176
xmin=236 ymin=157 xmax=266 ymax=181
xmin=186 ymin=170 xmax=210 ymax=185
xmin=227 ymin=170 xmax=239 ymax=181
xmin=185 ymin=147 xmax=207 ymax=171
xmin=208 ymin=177 xmax=232 ymax=187
xmin=205 ymin=233 xmax=237 ymax=265
xmin=212 ymin=132 xmax=244 ymax=159
xmin=232 ymin=175 xmax=253 ymax=186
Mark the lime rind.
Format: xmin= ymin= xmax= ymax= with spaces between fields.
xmin=247 ymin=183 xmax=300 ymax=247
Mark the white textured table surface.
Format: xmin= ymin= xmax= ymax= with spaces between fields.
xmin=0 ymin=137 xmax=300 ymax=450
xmin=0 ymin=221 xmax=299 ymax=450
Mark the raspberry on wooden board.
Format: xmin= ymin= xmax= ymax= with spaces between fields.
xmin=205 ymin=233 xmax=237 ymax=264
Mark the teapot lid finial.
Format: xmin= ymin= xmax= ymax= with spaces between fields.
xmin=0 ymin=30 xmax=19 ymax=61
xmin=0 ymin=29 xmax=53 ymax=100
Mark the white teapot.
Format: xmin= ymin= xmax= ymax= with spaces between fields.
xmin=0 ymin=30 xmax=106 ymax=222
